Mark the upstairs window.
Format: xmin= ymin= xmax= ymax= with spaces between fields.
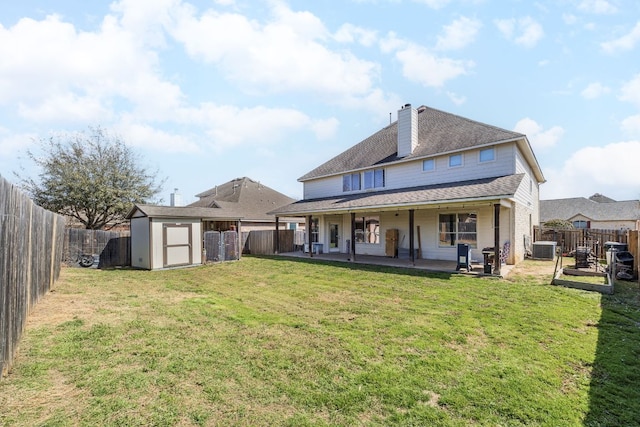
xmin=422 ymin=158 xmax=435 ymax=172
xmin=449 ymin=154 xmax=463 ymax=168
xmin=342 ymin=173 xmax=361 ymax=192
xmin=364 ymin=169 xmax=385 ymax=189
xmin=479 ymin=147 xmax=495 ymax=162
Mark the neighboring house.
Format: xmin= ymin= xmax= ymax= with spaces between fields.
xmin=271 ymin=104 xmax=545 ymax=271
xmin=540 ymin=194 xmax=640 ymax=230
xmin=189 ymin=177 xmax=304 ymax=232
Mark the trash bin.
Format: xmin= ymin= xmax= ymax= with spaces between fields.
xmin=456 ymin=243 xmax=471 ymax=271
xmin=312 ymin=243 xmax=323 ymax=254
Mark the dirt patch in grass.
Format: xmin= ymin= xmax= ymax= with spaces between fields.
xmin=504 ymin=258 xmax=558 ymax=282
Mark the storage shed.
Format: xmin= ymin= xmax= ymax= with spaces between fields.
xmin=127 ymin=204 xmax=243 ymax=270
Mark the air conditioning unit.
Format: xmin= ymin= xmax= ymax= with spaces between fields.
xmin=532 ymin=241 xmax=557 ymax=260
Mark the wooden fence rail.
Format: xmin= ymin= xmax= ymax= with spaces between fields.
xmin=534 ymin=226 xmax=629 ymax=259
xmin=243 ymin=230 xmax=300 ymax=255
xmin=63 ymin=228 xmax=130 ymax=268
xmin=1 ymin=175 xmax=65 ymax=378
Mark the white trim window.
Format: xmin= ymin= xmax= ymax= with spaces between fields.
xmin=355 ymin=216 xmax=380 ymax=244
xmin=438 ymin=213 xmax=477 ymax=247
xmin=343 ymin=173 xmax=361 ymax=192
xmin=364 ymin=169 xmax=385 ymax=189
xmin=479 ymin=147 xmax=495 ymax=163
xmin=449 ymin=154 xmax=463 ymax=168
xmin=422 ymin=158 xmax=435 ymax=172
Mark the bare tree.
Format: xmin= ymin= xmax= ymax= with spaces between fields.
xmin=17 ymin=126 xmax=164 ymax=229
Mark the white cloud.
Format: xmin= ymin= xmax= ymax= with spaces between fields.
xmin=169 ymin=2 xmax=380 ymax=104
xmin=563 ymin=13 xmax=578 ymax=25
xmin=620 ymin=73 xmax=640 ymax=107
xmin=0 ymin=13 xmax=185 ymax=122
xmin=541 ymin=141 xmax=640 ymax=200
xmin=446 ymin=92 xmax=467 ymax=105
xmin=17 ymin=93 xmax=113 ymax=123
xmin=397 ymin=45 xmax=473 ymax=87
xmin=0 ymin=2 xmax=350 ymax=156
xmin=119 ymin=123 xmax=201 ymax=153
xmin=514 ymin=118 xmax=564 ymax=150
xmin=435 ymin=16 xmax=482 ymax=51
xmin=495 ymin=16 xmax=544 ymax=48
xmin=621 ymin=114 xmax=640 ymax=136
xmin=578 ymin=0 xmax=618 ymax=14
xmin=334 ymin=23 xmax=377 ymax=47
xmin=382 ymin=33 xmax=474 ymax=87
xmin=175 ymin=103 xmax=339 ymax=150
xmin=601 ymin=21 xmax=640 ymax=54
xmin=581 ymin=82 xmax=611 ymax=99
xmin=0 ymin=132 xmax=37 ymax=157
xmin=412 ymin=0 xmax=452 ymax=9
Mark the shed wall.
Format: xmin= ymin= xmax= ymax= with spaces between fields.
xmin=131 ymin=217 xmax=150 ymax=269
xmin=150 ymin=218 xmax=202 ymax=269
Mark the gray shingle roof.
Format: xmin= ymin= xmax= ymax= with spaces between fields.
xmin=189 ymin=177 xmax=297 ymax=222
xmin=299 ymin=105 xmax=536 ymax=181
xmin=540 ymin=196 xmax=640 ymax=223
xmin=127 ymin=204 xmax=244 ymax=220
xmin=270 ymin=174 xmax=525 ymax=216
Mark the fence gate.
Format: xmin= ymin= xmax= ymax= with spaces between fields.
xmin=204 ymin=231 xmax=239 ymax=262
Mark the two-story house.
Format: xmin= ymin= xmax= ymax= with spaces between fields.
xmin=271 ymin=104 xmax=545 ymax=273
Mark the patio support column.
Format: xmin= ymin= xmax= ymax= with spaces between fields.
xmin=350 ymin=212 xmax=356 ymax=262
xmin=238 ymin=220 xmax=242 ymax=259
xmin=494 ymin=203 xmax=501 ymax=275
xmin=409 ymin=209 xmax=415 ymax=264
xmin=307 ymin=215 xmax=313 ymax=258
xmin=275 ymin=216 xmax=280 ymax=254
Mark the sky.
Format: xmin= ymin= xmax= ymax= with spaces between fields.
xmin=1 ymin=0 xmax=640 ymax=205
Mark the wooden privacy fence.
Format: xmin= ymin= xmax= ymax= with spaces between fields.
xmin=64 ymin=228 xmax=130 ymax=268
xmin=1 ymin=175 xmax=65 ymax=378
xmin=242 ymin=230 xmax=302 ymax=255
xmin=534 ymin=226 xmax=629 ymax=259
xmin=204 ymin=231 xmax=240 ymax=262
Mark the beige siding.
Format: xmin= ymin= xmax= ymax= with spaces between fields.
xmin=303 ymin=175 xmax=342 ymax=199
xmin=131 ymin=217 xmax=150 ymax=269
xmin=149 ymin=218 xmax=202 ymax=270
xmin=303 ymin=144 xmax=519 ymax=199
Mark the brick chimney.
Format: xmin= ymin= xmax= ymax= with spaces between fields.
xmin=397 ymin=103 xmax=418 ymax=157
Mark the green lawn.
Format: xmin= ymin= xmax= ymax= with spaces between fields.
xmin=1 ymin=256 xmax=639 ymax=426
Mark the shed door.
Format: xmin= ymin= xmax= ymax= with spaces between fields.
xmin=163 ymin=223 xmax=192 ymax=267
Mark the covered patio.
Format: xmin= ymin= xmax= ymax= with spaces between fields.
xmin=270 ymin=175 xmax=528 ymax=276
xmin=276 ymin=250 xmax=515 ymax=277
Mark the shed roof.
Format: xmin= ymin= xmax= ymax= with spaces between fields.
xmin=270 ymin=174 xmax=524 ymax=216
xmin=299 ymin=105 xmax=545 ymax=183
xmin=127 ymin=204 xmax=244 ymax=220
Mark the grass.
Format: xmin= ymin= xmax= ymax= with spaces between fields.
xmin=1 ymin=256 xmax=639 ymax=426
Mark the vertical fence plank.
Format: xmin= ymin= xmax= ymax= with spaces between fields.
xmin=0 ymin=175 xmax=64 ymax=378
xmin=534 ymin=226 xmax=630 ymax=259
